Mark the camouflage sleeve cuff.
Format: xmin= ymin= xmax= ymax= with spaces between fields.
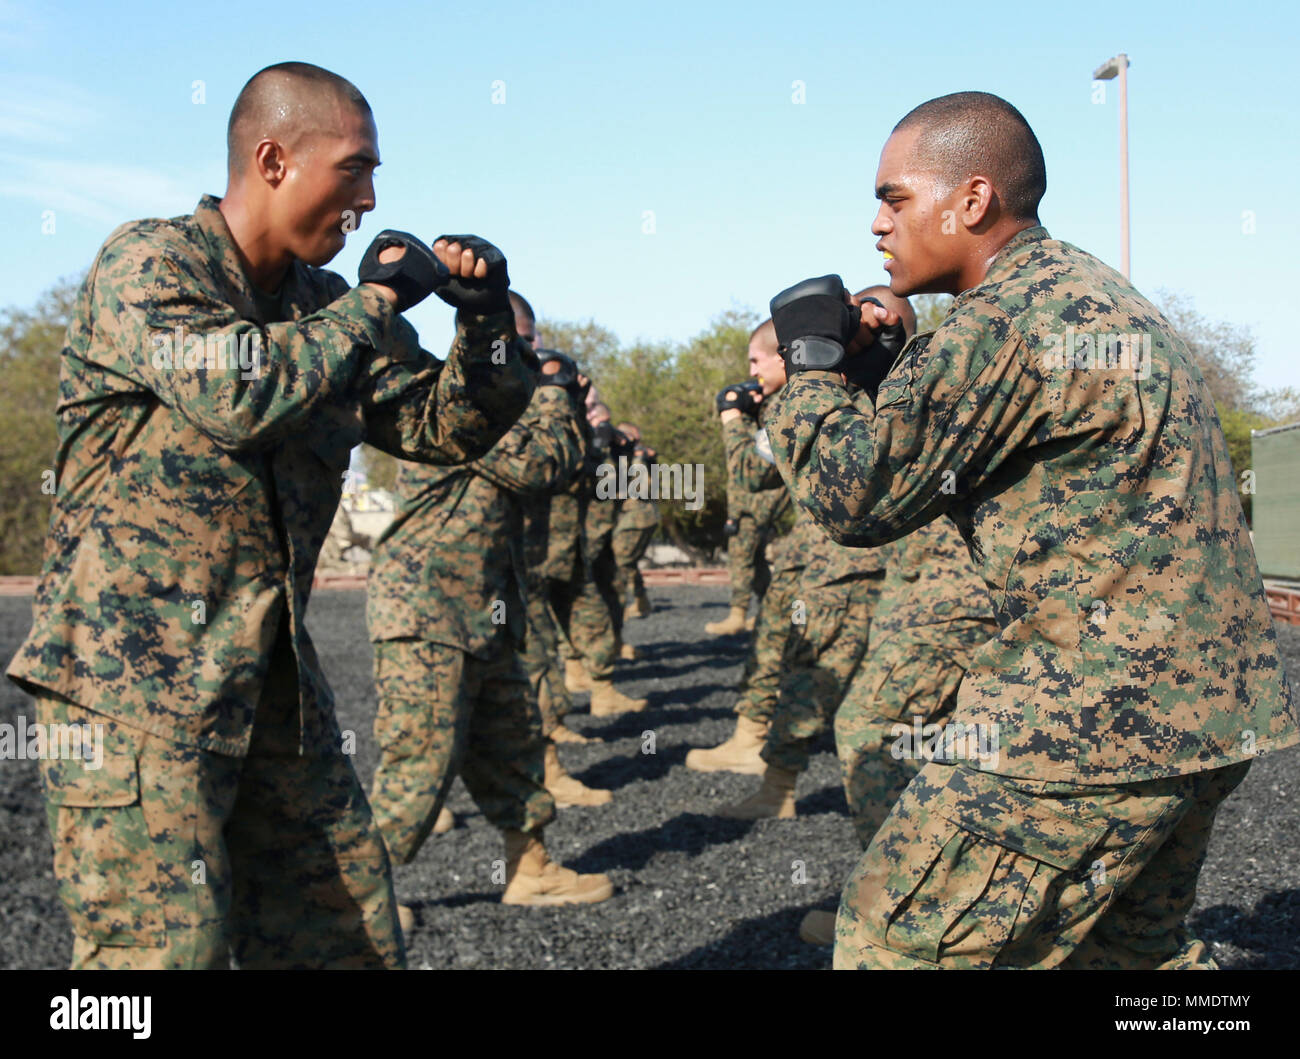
xmin=781 ymin=371 xmax=861 ymax=411
xmin=531 ymin=385 xmax=574 ymax=416
xmin=784 ymin=369 xmax=845 ymax=389
xmin=453 ymin=307 xmax=517 ymax=359
xmin=721 ymin=415 xmax=752 ymax=441
xmin=328 ymin=284 xmax=413 ymax=358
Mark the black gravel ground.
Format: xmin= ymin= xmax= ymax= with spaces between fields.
xmin=2 ymin=586 xmax=1299 ymax=970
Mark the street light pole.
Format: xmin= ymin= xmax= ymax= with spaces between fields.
xmin=1093 ymin=53 xmax=1131 ymax=278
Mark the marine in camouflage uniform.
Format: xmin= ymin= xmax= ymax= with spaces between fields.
xmin=5 ymin=192 xmax=534 ymax=969
xmin=366 ymin=376 xmax=612 ymax=904
xmin=722 ymin=391 xmax=807 ymax=728
xmin=610 ymin=430 xmax=659 ymax=621
xmin=580 ymin=421 xmax=626 ymax=646
xmin=771 ymin=222 xmax=1299 ymax=968
xmin=690 ymin=385 xmax=882 ymax=779
xmin=521 ymin=484 xmax=575 ymax=738
xmin=545 ymin=420 xmax=647 ymax=716
xmin=707 ymin=423 xmax=791 ymax=635
xmin=834 ymin=516 xmax=996 ymax=848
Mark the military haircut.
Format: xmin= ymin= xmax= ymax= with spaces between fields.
xmin=227 ymin=61 xmax=372 ymax=176
xmin=508 ymin=290 xmax=536 ymax=322
xmin=893 ymin=91 xmax=1046 ymax=222
xmin=749 ymin=318 xmax=777 ymax=350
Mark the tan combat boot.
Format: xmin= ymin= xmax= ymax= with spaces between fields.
xmin=717 ymin=764 xmax=798 ymax=819
xmin=397 ymin=904 xmax=415 ymax=935
xmin=544 ymin=742 xmax=613 ymax=807
xmin=564 ymin=657 xmax=591 ymax=694
xmin=685 ymin=714 xmax=769 ymax=775
xmin=704 ymin=605 xmax=748 ymax=636
xmin=589 ymin=678 xmax=647 ymax=716
xmin=433 ymin=806 xmax=454 ymax=834
xmin=799 ymin=909 xmax=836 ymax=945
xmin=618 ymin=640 xmax=639 ymax=661
xmin=629 ymin=588 xmax=651 ymax=618
xmin=501 ymin=829 xmax=614 ymax=906
xmin=550 ymin=722 xmax=591 ymax=744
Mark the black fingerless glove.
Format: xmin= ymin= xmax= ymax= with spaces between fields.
xmin=357 ymin=230 xmax=449 ymax=313
xmin=716 ymin=381 xmax=762 ymax=415
xmin=430 ymin=233 xmax=511 ymax=314
xmin=769 ymin=274 xmax=859 ymax=373
xmin=841 ymin=297 xmax=909 ymax=399
xmin=536 ymin=348 xmax=579 ymax=389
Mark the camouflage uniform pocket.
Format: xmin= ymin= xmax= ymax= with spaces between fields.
xmin=870 ymin=766 xmax=1106 ymax=968
xmin=929 ymin=770 xmax=1107 ymax=966
xmin=42 ymin=745 xmax=167 ymax=948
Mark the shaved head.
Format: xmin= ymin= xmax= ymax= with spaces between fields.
xmin=227 ymin=62 xmax=372 ymax=179
xmin=509 ymin=290 xmax=537 ymax=347
xmin=892 ymin=92 xmax=1045 ymax=222
xmin=749 ymin=318 xmax=777 ymax=353
xmin=748 ymin=316 xmax=784 ymax=394
xmin=508 ymin=290 xmax=535 ymax=322
xmin=854 ymin=285 xmax=917 ymax=339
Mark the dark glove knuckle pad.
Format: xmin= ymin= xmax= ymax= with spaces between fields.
xmin=431 ymin=233 xmax=511 ymax=313
xmin=536 ymin=348 xmax=578 ymax=389
xmin=357 ymin=229 xmax=448 ymax=313
xmin=716 ymin=381 xmax=761 ymax=415
xmin=769 ymin=274 xmax=854 ymax=374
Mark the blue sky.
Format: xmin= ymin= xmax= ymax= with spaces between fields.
xmin=2 ymin=0 xmax=1297 ymax=393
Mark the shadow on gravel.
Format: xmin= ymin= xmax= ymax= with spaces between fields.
xmin=1193 ymin=890 xmax=1300 ymax=969
xmin=572 ymin=744 xmax=691 ymax=788
xmin=569 ymin=811 xmax=755 ymax=873
xmin=422 ymin=891 xmax=500 ymax=910
xmin=796 ymin=783 xmax=850 ymax=817
xmin=652 ymin=906 xmax=834 ymax=970
xmin=644 ymin=690 xmax=736 ymax=717
xmin=574 ymin=694 xmax=735 ymax=726
xmin=626 ymin=659 xmax=743 ymax=681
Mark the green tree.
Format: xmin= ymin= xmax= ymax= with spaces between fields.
xmin=1151 ymin=290 xmax=1300 ymax=526
xmin=1217 ymin=405 xmax=1273 ymax=524
xmin=912 ymin=293 xmax=953 ymax=333
xmin=358 ymin=443 xmax=398 ymax=493
xmin=0 ymin=276 xmax=81 ymax=575
xmin=1155 ymin=290 xmax=1261 ymax=414
xmin=540 ymin=310 xmax=756 ymax=558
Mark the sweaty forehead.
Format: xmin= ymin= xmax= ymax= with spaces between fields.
xmin=296 ymin=98 xmax=377 ymax=157
xmin=875 ymin=127 xmax=932 ymax=193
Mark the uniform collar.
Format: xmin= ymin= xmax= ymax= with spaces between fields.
xmin=967 ymin=224 xmax=1050 ymax=294
xmin=192 ymin=194 xmax=310 ymax=323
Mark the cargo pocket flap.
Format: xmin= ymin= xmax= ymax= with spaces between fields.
xmin=42 ymin=741 xmax=138 ymax=807
xmin=939 ymin=771 xmax=1107 ymax=871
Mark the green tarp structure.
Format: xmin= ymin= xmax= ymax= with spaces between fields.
xmin=1252 ymin=421 xmax=1300 ymax=581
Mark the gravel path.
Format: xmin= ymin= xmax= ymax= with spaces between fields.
xmin=2 ymin=587 xmax=1298 ymax=969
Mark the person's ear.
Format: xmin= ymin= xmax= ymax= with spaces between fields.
xmin=254 ymin=139 xmax=287 ymax=188
xmin=962 ymin=175 xmax=995 ymax=229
